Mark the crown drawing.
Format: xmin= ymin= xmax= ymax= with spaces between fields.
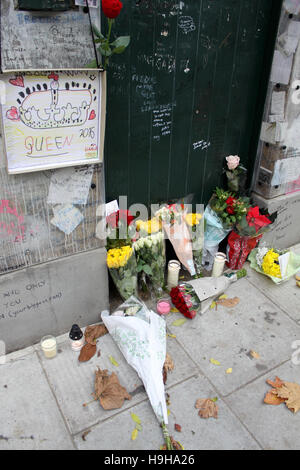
xmin=17 ymin=73 xmax=93 ymax=130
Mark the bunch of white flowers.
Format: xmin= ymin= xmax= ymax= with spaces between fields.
xmin=256 ymin=247 xmax=269 ymax=268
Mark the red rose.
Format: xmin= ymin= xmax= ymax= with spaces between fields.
xmin=226 ymin=196 xmax=236 ymax=206
xmin=102 ymin=0 xmax=123 ymax=19
xmin=226 ymin=206 xmax=235 ymax=215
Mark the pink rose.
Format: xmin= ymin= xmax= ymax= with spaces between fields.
xmin=226 ymin=155 xmax=240 ymax=170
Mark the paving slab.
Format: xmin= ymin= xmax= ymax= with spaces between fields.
xmin=38 ymin=327 xmax=199 ymax=435
xmin=246 ymin=259 xmax=300 ymax=325
xmin=0 ymin=352 xmax=74 ymax=450
xmin=226 ymin=360 xmax=300 ymax=450
xmin=166 ymin=277 xmax=300 ymax=396
xmin=74 ymin=375 xmax=260 ymax=450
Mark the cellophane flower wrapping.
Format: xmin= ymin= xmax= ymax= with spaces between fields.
xmin=107 ymin=246 xmax=138 ymax=300
xmin=249 ymin=248 xmax=300 ymax=284
xmin=226 ymin=231 xmax=262 ymax=270
xmin=185 ymin=213 xmax=204 ymax=276
xmin=101 ymin=297 xmax=168 ymax=424
xmin=156 ymin=205 xmax=196 ymax=275
xmin=203 ymin=206 xmax=231 ymax=269
xmin=133 ymin=231 xmax=166 ymax=298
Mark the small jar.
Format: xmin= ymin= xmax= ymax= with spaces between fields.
xmin=69 ymin=324 xmax=85 ymax=352
xmin=167 ymin=260 xmax=181 ymax=290
xmin=212 ymin=252 xmax=227 ymax=277
xmin=156 ymin=298 xmax=171 ymax=315
xmin=41 ymin=335 xmax=57 ymax=359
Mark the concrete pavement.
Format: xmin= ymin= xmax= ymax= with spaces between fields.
xmin=1 ymin=245 xmax=300 ymax=450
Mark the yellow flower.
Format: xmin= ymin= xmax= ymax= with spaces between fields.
xmin=185 ymin=213 xmax=202 ymax=227
xmin=107 ymin=246 xmax=133 ymax=269
xmin=262 ymin=249 xmax=281 ymax=278
xmin=136 ymin=218 xmax=161 ymax=234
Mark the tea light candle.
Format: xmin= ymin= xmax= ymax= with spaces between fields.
xmin=40 ymin=335 xmax=57 ymax=359
xmin=156 ymin=298 xmax=171 ymax=315
xmin=167 ymin=260 xmax=181 ymax=290
xmin=212 ymin=252 xmax=227 ymax=278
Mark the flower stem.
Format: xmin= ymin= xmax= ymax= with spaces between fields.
xmin=104 ymin=18 xmax=113 ymax=69
xmin=161 ymin=421 xmax=174 ymax=450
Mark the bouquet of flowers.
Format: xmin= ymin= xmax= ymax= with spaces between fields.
xmin=156 ymin=204 xmax=195 ymax=276
xmin=106 ymin=245 xmax=138 ymax=299
xmin=171 ymin=269 xmax=247 ymax=317
xmin=133 ymin=229 xmax=166 ymax=298
xmin=226 ymin=206 xmax=275 ymax=270
xmin=203 ymin=188 xmax=249 ymax=269
xmin=225 ymin=155 xmax=248 ymax=195
xmin=101 ymin=297 xmax=178 ymax=450
xmin=248 ymin=247 xmax=300 ymax=284
xmin=106 ymin=209 xmax=136 ymax=250
xmin=184 ymin=212 xmax=204 ymax=277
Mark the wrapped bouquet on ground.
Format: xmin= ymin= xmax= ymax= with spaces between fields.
xmin=133 ymin=222 xmax=166 ymax=298
xmin=249 ymin=247 xmax=300 ymax=284
xmin=156 ymin=203 xmax=196 ymax=276
xmin=171 ymin=268 xmax=247 ymax=317
xmin=106 ymin=245 xmax=138 ymax=300
xmin=203 ymin=188 xmax=249 ymax=269
xmin=184 ymin=212 xmax=204 ymax=277
xmin=226 ymin=205 xmax=276 ymax=270
xmin=101 ymin=296 xmax=177 ymax=450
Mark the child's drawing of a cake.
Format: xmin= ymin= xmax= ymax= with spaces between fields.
xmin=18 ymin=73 xmax=93 ymax=129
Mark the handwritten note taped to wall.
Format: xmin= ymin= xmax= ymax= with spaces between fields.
xmin=1 ymin=71 xmax=106 ymax=174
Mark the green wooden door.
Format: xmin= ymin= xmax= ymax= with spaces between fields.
xmin=104 ymin=0 xmax=282 ymax=207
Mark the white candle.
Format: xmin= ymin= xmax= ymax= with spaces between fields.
xmin=41 ymin=336 xmax=57 ymax=359
xmin=167 ymin=260 xmax=181 ymax=290
xmin=212 ymin=252 xmax=227 ymax=278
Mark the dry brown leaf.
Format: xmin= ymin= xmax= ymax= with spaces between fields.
xmin=162 ymin=353 xmax=174 ymax=385
xmin=250 ymin=350 xmax=260 ymax=359
xmin=266 ymin=376 xmax=285 ymax=388
xmin=161 ymin=436 xmax=182 ymax=450
xmin=81 ymin=430 xmax=91 ymax=441
xmin=93 ymin=368 xmax=131 ymax=410
xmin=174 ymin=423 xmax=182 ymax=432
xmin=78 ymin=343 xmax=97 ymax=362
xmin=215 ymin=297 xmax=240 ymax=309
xmin=276 ymin=382 xmax=300 ymax=414
xmin=264 ymin=391 xmax=286 ymax=406
xmin=195 ymin=398 xmax=218 ymax=419
xmin=84 ymin=324 xmax=108 ymax=345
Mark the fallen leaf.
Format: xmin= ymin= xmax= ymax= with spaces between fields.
xmin=250 ymin=350 xmax=260 ymax=359
xmin=218 ymin=294 xmax=228 ymax=300
xmin=93 ymin=368 xmax=131 ymax=410
xmin=276 ymin=381 xmax=300 ymax=414
xmin=131 ymin=428 xmax=138 ymax=441
xmin=131 ymin=412 xmax=141 ymax=425
xmin=266 ymin=376 xmax=285 ymax=388
xmin=210 ymin=358 xmax=221 ymax=366
xmin=174 ymin=423 xmax=182 ymax=432
xmin=167 ymin=408 xmax=171 ymax=416
xmin=167 ymin=333 xmax=176 ymax=338
xmin=226 ymin=368 xmax=232 ymax=374
xmin=161 ymin=437 xmax=183 ymax=450
xmin=215 ymin=297 xmax=240 ymax=308
xmin=78 ymin=343 xmax=97 ymax=362
xmin=211 ymin=397 xmax=218 ymax=402
xmin=264 ymin=391 xmax=286 ymax=406
xmin=109 ymin=355 xmax=119 ymax=367
xmin=81 ymin=430 xmax=91 ymax=441
xmin=195 ymin=398 xmax=218 ymax=419
xmin=210 ymin=301 xmax=216 ymax=310
xmin=170 ymin=308 xmax=179 ymax=313
xmin=172 ymin=318 xmax=186 ymax=327
xmin=163 ymin=353 xmax=174 ymax=384
xmin=84 ymin=324 xmax=108 ymax=345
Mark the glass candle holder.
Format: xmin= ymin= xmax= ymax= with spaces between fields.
xmin=40 ymin=335 xmax=57 ymax=359
xmin=212 ymin=252 xmax=227 ymax=278
xmin=156 ymin=298 xmax=171 ymax=315
xmin=167 ymin=260 xmax=181 ymax=290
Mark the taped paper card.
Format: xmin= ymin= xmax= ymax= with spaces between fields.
xmin=47 ymin=166 xmax=94 ymax=205
xmin=51 ymin=204 xmax=84 ymax=235
xmin=270 ymin=51 xmax=293 ymax=85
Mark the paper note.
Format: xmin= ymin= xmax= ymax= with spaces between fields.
xmin=269 ymin=114 xmax=285 ymax=123
xmin=278 ymin=32 xmax=299 ymax=57
xmin=270 ymin=50 xmax=293 ymax=85
xmin=271 ymin=157 xmax=300 ymax=186
xmin=47 ymin=166 xmax=94 ymax=205
xmin=260 ymin=122 xmax=287 ymax=144
xmin=284 ymin=0 xmax=300 ymax=15
xmin=51 ymin=204 xmax=84 ymax=235
xmin=105 ymin=200 xmax=119 ymax=217
xmin=271 ymin=91 xmax=286 ymax=115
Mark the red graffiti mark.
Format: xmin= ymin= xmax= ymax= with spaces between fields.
xmin=0 ymin=200 xmax=26 ymax=242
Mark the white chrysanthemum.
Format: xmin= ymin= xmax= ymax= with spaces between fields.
xmin=256 ymin=247 xmax=269 ymax=268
